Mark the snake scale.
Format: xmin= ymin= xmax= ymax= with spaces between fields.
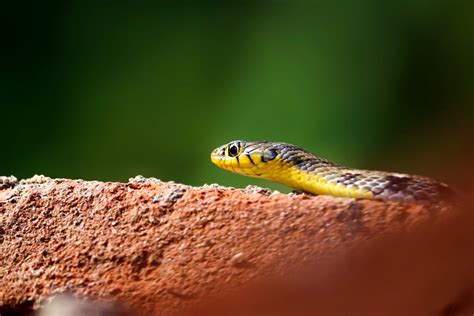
xmin=211 ymin=140 xmax=455 ymax=204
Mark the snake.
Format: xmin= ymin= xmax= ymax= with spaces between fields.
xmin=210 ymin=140 xmax=455 ymax=204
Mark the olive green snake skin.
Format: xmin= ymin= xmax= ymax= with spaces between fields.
xmin=211 ymin=140 xmax=455 ymax=204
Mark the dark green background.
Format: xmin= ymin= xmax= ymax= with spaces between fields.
xmin=2 ymin=2 xmax=473 ymax=192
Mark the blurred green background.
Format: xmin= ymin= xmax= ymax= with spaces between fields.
xmin=2 ymin=1 xmax=473 ymax=192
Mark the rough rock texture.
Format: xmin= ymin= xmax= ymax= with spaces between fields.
xmin=0 ymin=176 xmax=472 ymax=315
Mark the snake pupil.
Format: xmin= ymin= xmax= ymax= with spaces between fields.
xmin=228 ymin=144 xmax=239 ymax=157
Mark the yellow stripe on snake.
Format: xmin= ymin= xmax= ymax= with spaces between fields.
xmin=211 ymin=140 xmax=455 ymax=204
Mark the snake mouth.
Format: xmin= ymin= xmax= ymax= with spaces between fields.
xmin=210 ymin=151 xmax=224 ymax=166
xmin=210 ymin=150 xmax=232 ymax=169
xmin=210 ymin=149 xmax=257 ymax=172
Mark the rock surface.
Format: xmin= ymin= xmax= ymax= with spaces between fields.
xmin=0 ymin=176 xmax=472 ymax=315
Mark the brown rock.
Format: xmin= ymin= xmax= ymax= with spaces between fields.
xmin=0 ymin=176 xmax=472 ymax=315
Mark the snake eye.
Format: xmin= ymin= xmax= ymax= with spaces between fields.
xmin=228 ymin=143 xmax=239 ymax=157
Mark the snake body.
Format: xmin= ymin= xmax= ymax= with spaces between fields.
xmin=210 ymin=140 xmax=455 ymax=204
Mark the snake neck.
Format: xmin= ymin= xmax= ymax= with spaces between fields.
xmin=270 ymin=161 xmax=375 ymax=199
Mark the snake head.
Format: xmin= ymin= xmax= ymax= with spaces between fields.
xmin=211 ymin=140 xmax=281 ymax=176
